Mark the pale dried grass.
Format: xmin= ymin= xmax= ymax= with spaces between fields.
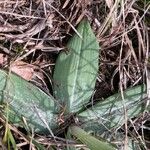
xmin=0 ymin=0 xmax=149 ymax=149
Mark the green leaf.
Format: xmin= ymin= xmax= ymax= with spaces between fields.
xmin=64 ymin=131 xmax=77 ymax=150
xmin=53 ymin=19 xmax=99 ymax=113
xmin=0 ymin=70 xmax=58 ymax=133
xmin=3 ymin=124 xmax=17 ymax=150
xmin=127 ymin=138 xmax=143 ymax=150
xmin=107 ymin=131 xmax=143 ymax=149
xmin=106 ymin=130 xmax=144 ymax=149
xmin=69 ymin=126 xmax=116 ymax=150
xmin=125 ymin=137 xmax=142 ymax=150
xmin=77 ymin=85 xmax=148 ymax=135
xmin=31 ymin=139 xmax=47 ymax=150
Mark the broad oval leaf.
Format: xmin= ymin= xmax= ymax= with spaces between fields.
xmin=53 ymin=19 xmax=99 ymax=113
xmin=77 ymin=85 xmax=148 ymax=135
xmin=0 ymin=70 xmax=58 ymax=133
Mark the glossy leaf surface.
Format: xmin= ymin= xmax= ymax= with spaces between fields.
xmin=0 ymin=70 xmax=58 ymax=133
xmin=53 ymin=20 xmax=99 ymax=113
xmin=78 ymin=85 xmax=148 ymax=135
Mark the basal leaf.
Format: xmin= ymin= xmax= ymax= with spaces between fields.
xmin=77 ymin=85 xmax=148 ymax=135
xmin=0 ymin=70 xmax=58 ymax=133
xmin=53 ymin=19 xmax=99 ymax=113
xmin=69 ymin=126 xmax=116 ymax=150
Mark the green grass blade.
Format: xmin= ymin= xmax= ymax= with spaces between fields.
xmin=31 ymin=139 xmax=47 ymax=150
xmin=0 ymin=70 xmax=58 ymax=133
xmin=7 ymin=128 xmax=17 ymax=150
xmin=78 ymin=85 xmax=148 ymax=135
xmin=3 ymin=124 xmax=17 ymax=150
xmin=69 ymin=126 xmax=116 ymax=150
xmin=53 ymin=19 xmax=99 ymax=113
xmin=64 ymin=131 xmax=77 ymax=150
